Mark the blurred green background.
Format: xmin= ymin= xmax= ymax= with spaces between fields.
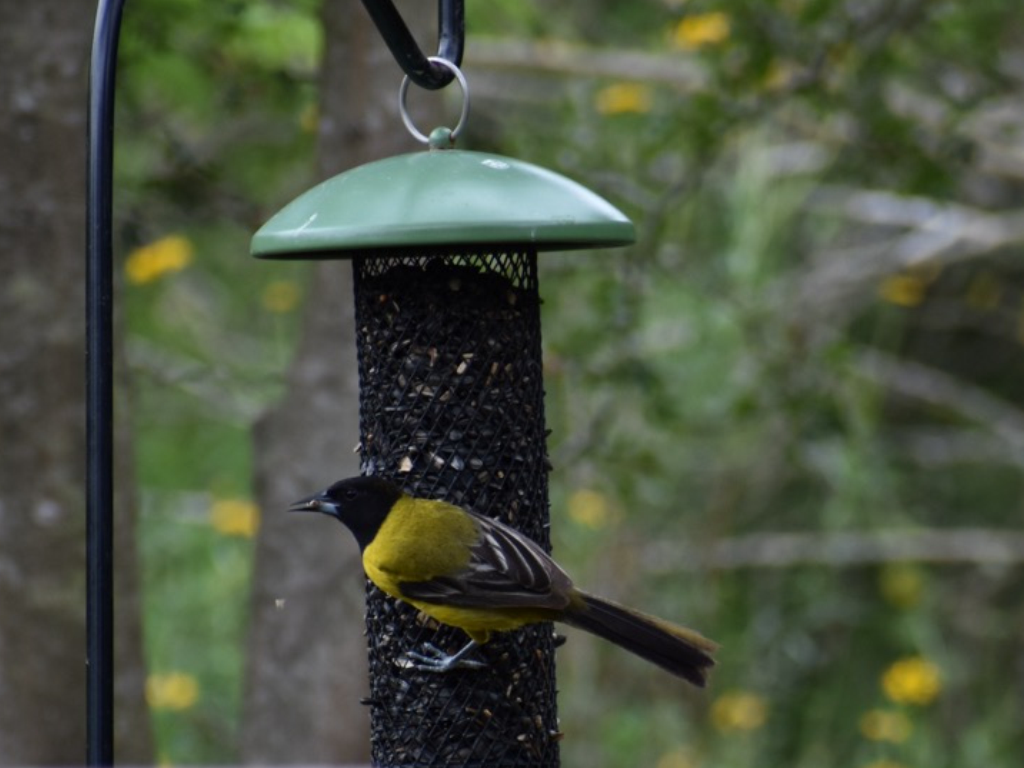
xmin=113 ymin=1 xmax=1024 ymax=766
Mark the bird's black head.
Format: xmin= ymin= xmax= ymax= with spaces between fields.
xmin=289 ymin=475 xmax=403 ymax=551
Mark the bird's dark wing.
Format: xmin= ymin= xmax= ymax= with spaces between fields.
xmin=399 ymin=512 xmax=574 ymax=611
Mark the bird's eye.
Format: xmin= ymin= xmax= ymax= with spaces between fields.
xmin=343 ymin=488 xmax=359 ymax=500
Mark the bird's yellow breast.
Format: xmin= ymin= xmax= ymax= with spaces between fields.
xmin=361 ymin=495 xmax=558 ymax=642
xmin=361 ymin=495 xmax=478 ymax=600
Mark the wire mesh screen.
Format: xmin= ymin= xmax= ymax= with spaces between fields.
xmin=352 ymin=247 xmax=560 ymax=767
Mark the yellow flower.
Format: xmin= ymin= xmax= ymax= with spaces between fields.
xmin=299 ymin=101 xmax=320 ymax=134
xmin=656 ymin=746 xmax=696 ymax=768
xmin=859 ymin=708 xmax=912 ymax=743
xmin=146 ymin=672 xmax=199 ymax=711
xmin=595 ymin=83 xmax=654 ymax=115
xmin=763 ymin=60 xmax=799 ymax=91
xmin=567 ymin=488 xmax=613 ymax=529
xmin=125 ymin=235 xmax=194 ymax=285
xmin=210 ymin=498 xmax=260 ymax=538
xmin=965 ymin=270 xmax=1001 ymax=311
xmin=878 ymin=273 xmax=926 ymax=307
xmin=262 ymin=279 xmax=302 ymax=313
xmin=711 ymin=690 xmax=768 ymax=731
xmin=672 ymin=12 xmax=731 ymax=50
xmin=879 ymin=563 xmax=924 ymax=609
xmin=882 ymin=656 xmax=941 ymax=705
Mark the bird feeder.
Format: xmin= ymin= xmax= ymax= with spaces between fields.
xmin=253 ymin=52 xmax=633 ymax=767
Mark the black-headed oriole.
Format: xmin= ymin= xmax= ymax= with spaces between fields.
xmin=291 ymin=475 xmax=717 ymax=687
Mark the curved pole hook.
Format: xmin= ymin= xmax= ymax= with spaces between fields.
xmin=359 ymin=0 xmax=465 ymax=90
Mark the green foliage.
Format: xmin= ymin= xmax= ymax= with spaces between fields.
xmin=117 ymin=0 xmax=316 ymax=761
xmin=141 ymin=491 xmax=255 ymax=762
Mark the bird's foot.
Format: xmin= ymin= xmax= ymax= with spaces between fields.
xmin=401 ymin=640 xmax=487 ymax=673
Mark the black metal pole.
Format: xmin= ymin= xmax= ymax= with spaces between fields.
xmin=87 ymin=0 xmax=127 ymax=764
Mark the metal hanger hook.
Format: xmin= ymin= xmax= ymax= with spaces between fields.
xmin=359 ymin=0 xmax=465 ymax=90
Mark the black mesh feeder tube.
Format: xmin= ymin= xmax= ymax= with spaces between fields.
xmin=252 ymin=123 xmax=634 ymax=765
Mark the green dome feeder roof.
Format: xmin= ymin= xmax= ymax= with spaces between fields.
xmin=250 ymin=145 xmax=635 ymax=259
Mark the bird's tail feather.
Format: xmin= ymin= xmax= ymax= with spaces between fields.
xmin=564 ymin=591 xmax=717 ymax=687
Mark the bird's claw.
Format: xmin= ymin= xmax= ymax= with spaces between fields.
xmin=401 ymin=642 xmax=487 ymax=673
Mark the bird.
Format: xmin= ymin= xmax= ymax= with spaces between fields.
xmin=290 ymin=475 xmax=717 ymax=687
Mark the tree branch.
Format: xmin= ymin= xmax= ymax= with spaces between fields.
xmin=854 ymin=348 xmax=1024 ymax=457
xmin=648 ymin=527 xmax=1024 ymax=571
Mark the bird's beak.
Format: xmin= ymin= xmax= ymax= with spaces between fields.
xmin=288 ymin=492 xmax=339 ymax=518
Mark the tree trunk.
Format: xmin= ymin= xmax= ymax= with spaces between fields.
xmin=0 ymin=1 xmax=152 ymax=763
xmin=239 ymin=2 xmax=440 ymax=762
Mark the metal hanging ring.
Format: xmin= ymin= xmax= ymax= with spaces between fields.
xmin=399 ymin=56 xmax=470 ymax=144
